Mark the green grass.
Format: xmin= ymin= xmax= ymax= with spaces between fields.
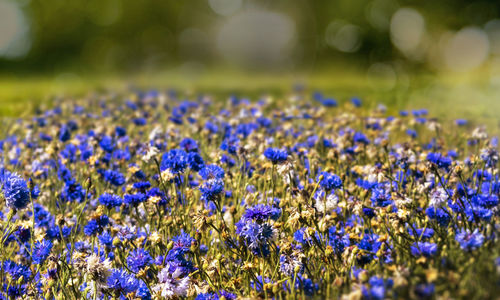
xmin=0 ymin=69 xmax=499 ymax=132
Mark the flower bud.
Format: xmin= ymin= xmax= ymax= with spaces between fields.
xmin=167 ymin=241 xmax=174 ymax=251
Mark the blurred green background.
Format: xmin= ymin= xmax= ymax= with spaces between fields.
xmin=3 ymin=0 xmax=500 ymax=73
xmin=0 ymin=0 xmax=500 ymax=129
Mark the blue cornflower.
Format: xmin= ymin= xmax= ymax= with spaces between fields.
xmin=98 ymin=231 xmax=114 ymax=248
xmin=100 ymin=169 xmax=125 ymax=186
xmin=32 ymin=239 xmax=53 ymax=264
xmin=147 ymin=187 xmax=168 ymax=205
xmin=107 ymin=268 xmax=140 ymax=295
xmin=84 ymin=220 xmax=99 ymax=236
xmin=321 ymin=98 xmax=337 ymax=107
xmin=3 ymin=260 xmax=31 ymax=282
xmin=15 ymin=227 xmax=31 ymax=244
xmin=115 ymin=126 xmax=127 ymax=137
xmin=199 ymin=164 xmax=225 ymax=180
xmin=414 ymin=283 xmax=435 ymax=299
xmin=236 ymin=218 xmax=275 ymax=257
xmin=59 ymin=124 xmax=71 ymax=142
xmin=99 ymin=193 xmax=122 ymax=208
xmin=328 ymin=227 xmax=350 ymax=255
xmin=408 ymin=227 xmax=434 ymax=240
xmin=455 ymin=229 xmax=484 ymax=251
xmin=317 ymin=172 xmax=342 ymax=191
xmin=187 ymin=152 xmax=205 ymax=171
xmin=353 ymin=132 xmax=370 ymax=144
xmin=84 ymin=215 xmax=109 ymax=236
xmin=220 ymin=136 xmax=240 ymax=154
xmin=99 ymin=135 xmax=115 ymax=153
xmin=294 ymin=228 xmax=313 ymax=246
xmin=370 ymin=186 xmax=392 ymax=207
xmin=425 ymin=207 xmax=451 ymax=227
xmin=127 ymin=248 xmax=152 ymax=273
xmin=294 ymin=275 xmax=319 ymax=296
xmin=243 ymin=204 xmax=281 ymax=222
xmin=200 ymin=179 xmax=224 ymax=203
xmin=351 ymin=97 xmax=362 ymax=107
xmin=136 ymin=281 xmax=152 ymax=300
xmin=61 ymin=179 xmax=86 ymax=202
xmin=426 ymin=152 xmax=452 ymax=170
xmin=133 ymin=181 xmax=151 ymax=190
xmin=2 ymin=172 xmax=30 ymax=210
xmin=124 ymin=192 xmax=148 ymax=206
xmin=357 ymin=234 xmax=382 ymax=265
xmin=362 ymin=276 xmax=393 ymax=300
xmin=363 ymin=207 xmax=376 ymax=218
xmin=263 ymin=148 xmax=288 ymax=164
xmin=133 ymin=117 xmax=147 ymax=126
xmin=161 ymin=149 xmax=188 ymax=173
xmin=196 ymin=290 xmax=237 ymax=300
xmin=180 ymin=137 xmax=199 ymax=152
xmin=406 ymin=129 xmax=417 ymax=138
xmin=172 ymin=230 xmax=195 ymax=250
xmin=410 ymin=242 xmax=438 ymax=258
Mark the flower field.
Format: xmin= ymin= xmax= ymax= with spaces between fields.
xmin=0 ymin=89 xmax=498 ymax=299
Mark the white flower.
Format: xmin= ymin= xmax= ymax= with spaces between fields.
xmin=280 ymin=252 xmax=304 ymax=276
xmin=315 ymin=190 xmax=339 ymax=213
xmin=84 ymin=254 xmax=112 ymax=293
xmin=480 ymin=147 xmax=498 ymax=165
xmin=142 ymin=145 xmax=160 ymax=163
xmin=153 ymin=263 xmax=190 ymax=299
xmin=148 ymin=126 xmax=163 ymax=141
xmin=395 ymin=196 xmax=412 ymax=209
xmin=472 ymin=127 xmax=488 ymax=139
xmin=429 ymin=187 xmax=448 ymax=208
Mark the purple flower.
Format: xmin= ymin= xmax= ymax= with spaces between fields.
xmin=263 ymin=148 xmax=288 ymax=164
xmin=98 ymin=193 xmax=122 ymax=208
xmin=161 ymin=149 xmax=188 ymax=173
xmin=410 ymin=242 xmax=438 ymax=258
xmin=127 ymin=248 xmax=152 ymax=273
xmin=317 ymin=172 xmax=342 ymax=191
xmin=107 ymin=268 xmax=140 ymax=295
xmin=455 ymin=229 xmax=484 ymax=251
xmin=243 ymin=204 xmax=281 ymax=222
xmin=2 ymin=172 xmax=30 ymax=210
xmin=180 ymin=138 xmax=199 ymax=152
xmin=100 ymin=169 xmax=125 ymax=186
xmin=199 ymin=164 xmax=225 ymax=180
xmin=32 ymin=239 xmax=53 ymax=264
xmin=200 ymin=179 xmax=224 ymax=203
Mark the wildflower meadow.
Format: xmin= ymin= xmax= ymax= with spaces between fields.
xmin=0 ymin=90 xmax=498 ymax=299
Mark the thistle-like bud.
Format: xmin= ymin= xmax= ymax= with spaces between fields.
xmin=294 ymin=265 xmax=301 ymax=274
xmin=166 ymin=241 xmax=174 ymax=251
xmin=112 ymin=237 xmax=121 ymax=247
xmin=83 ymin=177 xmax=92 ymax=190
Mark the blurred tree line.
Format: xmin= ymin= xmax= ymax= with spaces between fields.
xmin=1 ymin=0 xmax=499 ymax=74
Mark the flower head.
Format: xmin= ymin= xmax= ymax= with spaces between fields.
xmin=152 ymin=262 xmax=190 ymax=298
xmin=317 ymin=172 xmax=342 ymax=191
xmin=2 ymin=172 xmax=30 ymax=210
xmin=263 ymin=148 xmax=288 ymax=164
xmin=161 ymin=149 xmax=188 ymax=173
xmin=127 ymin=248 xmax=152 ymax=273
xmin=455 ymin=229 xmax=484 ymax=251
xmin=98 ymin=193 xmax=122 ymax=208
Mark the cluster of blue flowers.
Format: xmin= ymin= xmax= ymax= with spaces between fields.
xmin=0 ymin=89 xmax=498 ymax=299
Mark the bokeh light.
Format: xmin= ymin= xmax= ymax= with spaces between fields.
xmin=0 ymin=1 xmax=30 ymax=58
xmin=215 ymin=9 xmax=297 ymax=68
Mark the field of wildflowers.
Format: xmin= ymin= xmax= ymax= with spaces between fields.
xmin=0 ymin=89 xmax=498 ymax=299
